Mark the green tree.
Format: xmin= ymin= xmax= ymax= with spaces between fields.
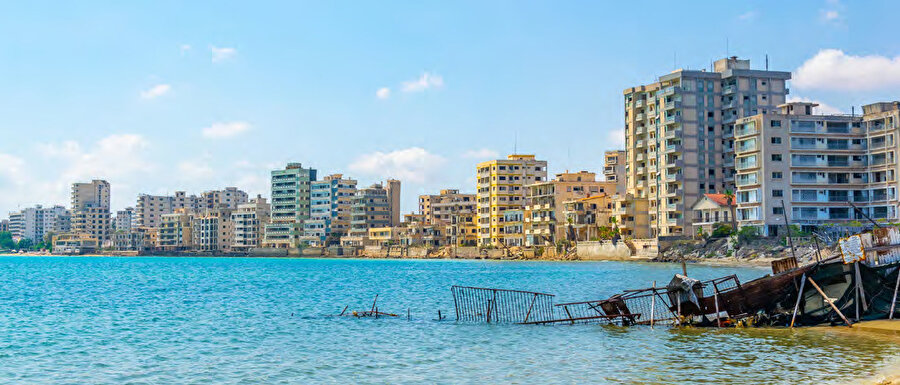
xmin=0 ymin=232 xmax=15 ymax=249
xmin=16 ymin=238 xmax=33 ymax=250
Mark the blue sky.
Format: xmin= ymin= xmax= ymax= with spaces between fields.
xmin=1 ymin=0 xmax=900 ymax=215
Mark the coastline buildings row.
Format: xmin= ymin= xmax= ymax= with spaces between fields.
xmin=4 ymin=55 xmax=900 ymax=252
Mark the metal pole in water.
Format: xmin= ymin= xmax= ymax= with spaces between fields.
xmin=790 ymin=273 xmax=806 ymax=328
xmin=650 ymin=281 xmax=656 ymax=328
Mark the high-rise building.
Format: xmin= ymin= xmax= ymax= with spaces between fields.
xmin=341 ymin=183 xmax=392 ymax=246
xmin=603 ymin=150 xmax=627 ymax=195
xmin=192 ymin=208 xmax=234 ymax=252
xmin=263 ymin=163 xmax=317 ymax=248
xmin=115 ymin=207 xmax=135 ymax=232
xmin=524 ymin=171 xmax=618 ymax=245
xmin=0 ymin=219 xmax=8 ymax=233
xmin=232 ymin=196 xmax=271 ymax=251
xmin=302 ymin=174 xmax=357 ymax=246
xmin=135 ymin=194 xmax=175 ymax=228
xmin=157 ymin=209 xmax=193 ymax=251
xmin=201 ymin=187 xmax=248 ymax=210
xmin=623 ymin=56 xmax=791 ymax=236
xmin=71 ymin=180 xmax=111 ymax=242
xmin=8 ymin=205 xmax=70 ymax=242
xmin=385 ymin=179 xmax=401 ymax=227
xmin=733 ymin=101 xmax=900 ymax=236
xmin=475 ymin=154 xmax=548 ymax=246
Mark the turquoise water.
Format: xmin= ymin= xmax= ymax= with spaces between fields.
xmin=1 ymin=256 xmax=898 ymax=384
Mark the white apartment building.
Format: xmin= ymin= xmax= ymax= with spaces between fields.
xmin=734 ymin=101 xmax=900 ymax=236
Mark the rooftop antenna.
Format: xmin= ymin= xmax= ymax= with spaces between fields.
xmin=513 ymin=131 xmax=518 ymax=155
xmin=765 ymin=54 xmax=769 ymax=70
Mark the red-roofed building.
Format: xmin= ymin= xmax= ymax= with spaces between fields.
xmin=690 ymin=193 xmax=734 ymax=237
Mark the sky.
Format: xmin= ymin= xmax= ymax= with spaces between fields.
xmin=2 ymin=0 xmax=900 ymax=216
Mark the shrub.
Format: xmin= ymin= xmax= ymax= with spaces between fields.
xmin=711 ymin=224 xmax=733 ymax=238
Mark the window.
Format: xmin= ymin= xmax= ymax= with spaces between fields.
xmin=772 ymin=189 xmax=783 ymax=197
xmin=771 ymin=120 xmax=782 ymax=128
xmin=771 ymin=137 xmax=782 ymax=144
xmin=772 ymin=172 xmax=783 ymax=179
xmin=773 ymin=207 xmax=784 ymax=215
xmin=771 ymin=154 xmax=782 ymax=161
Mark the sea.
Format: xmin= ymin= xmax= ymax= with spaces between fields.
xmin=1 ymin=256 xmax=898 ymax=384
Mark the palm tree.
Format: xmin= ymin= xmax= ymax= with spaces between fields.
xmin=724 ymin=189 xmax=738 ymax=234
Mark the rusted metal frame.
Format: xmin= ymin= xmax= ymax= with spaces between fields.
xmin=891 ymin=266 xmax=900 ymax=320
xmin=453 ymin=287 xmax=460 ymax=321
xmin=854 ymin=262 xmax=868 ymax=312
xmin=650 ymin=281 xmax=656 ymax=327
xmin=710 ymin=281 xmax=722 ymax=327
xmin=563 ymin=305 xmax=575 ymax=325
xmin=790 ymin=273 xmax=807 ymax=328
xmin=521 ymin=313 xmax=642 ymax=325
xmin=807 ymin=276 xmax=853 ymax=327
xmin=450 ymin=285 xmax=555 ymax=297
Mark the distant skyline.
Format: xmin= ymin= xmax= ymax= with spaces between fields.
xmin=2 ymin=0 xmax=900 ymax=215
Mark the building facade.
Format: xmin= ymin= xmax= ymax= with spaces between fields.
xmin=623 ymin=56 xmax=790 ymax=237
xmin=525 ymin=171 xmax=617 ymax=245
xmin=71 ymin=180 xmax=112 ymax=243
xmin=603 ymin=150 xmax=627 ymax=195
xmin=302 ymin=174 xmax=357 ymax=246
xmin=264 ymin=163 xmax=317 ymax=248
xmin=157 ymin=210 xmax=193 ymax=251
xmin=8 ymin=205 xmax=70 ymax=242
xmin=192 ymin=208 xmax=234 ymax=252
xmin=232 ymin=196 xmax=271 ymax=251
xmin=115 ymin=207 xmax=134 ymax=232
xmin=734 ymin=101 xmax=900 ymax=236
xmin=342 ymin=183 xmax=392 ymax=246
xmin=476 ymin=154 xmax=548 ymax=246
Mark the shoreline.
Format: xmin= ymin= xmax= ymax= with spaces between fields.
xmin=0 ymin=252 xmax=776 ymax=268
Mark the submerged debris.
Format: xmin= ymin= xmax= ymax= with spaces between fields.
xmin=336 ymin=295 xmax=399 ymax=319
xmin=452 ymin=228 xmax=900 ymax=328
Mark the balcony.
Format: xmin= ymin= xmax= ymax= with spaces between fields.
xmin=665 ymin=144 xmax=683 ymax=153
xmin=723 ymin=84 xmax=736 ymax=94
xmin=722 ymin=99 xmax=738 ymax=109
xmin=664 ymin=129 xmax=682 ymax=139
xmin=664 ymin=115 xmax=682 ymax=125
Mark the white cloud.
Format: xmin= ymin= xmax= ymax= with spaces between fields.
xmin=140 ymin=84 xmax=171 ymax=99
xmin=461 ymin=148 xmax=499 ymax=160
xmin=376 ymin=87 xmax=391 ymax=100
xmin=180 ymin=44 xmax=192 ymax=54
xmin=605 ymin=128 xmax=625 ymax=149
xmin=793 ymin=49 xmax=900 ymax=91
xmin=402 ymin=72 xmax=444 ymax=93
xmin=787 ymin=96 xmax=845 ymax=115
xmin=202 ymin=121 xmax=251 ymax=139
xmin=348 ymin=147 xmax=446 ymax=184
xmin=210 ymin=46 xmax=237 ymax=62
xmin=822 ymin=10 xmax=839 ymax=21
xmin=177 ymin=160 xmax=215 ymax=180
xmin=738 ymin=11 xmax=758 ymax=21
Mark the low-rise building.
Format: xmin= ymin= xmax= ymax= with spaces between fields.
xmin=52 ymin=233 xmax=100 ymax=255
xmin=612 ymin=195 xmax=652 ymax=238
xmin=367 ymin=226 xmax=402 ymax=247
xmin=525 ymin=171 xmax=618 ymax=246
xmin=690 ymin=193 xmax=735 ymax=237
xmin=562 ymin=194 xmax=614 ymax=242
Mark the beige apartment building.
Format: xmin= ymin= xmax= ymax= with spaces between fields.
xmin=604 ymin=150 xmax=627 ymax=195
xmin=157 ymin=210 xmax=193 ymax=251
xmin=192 ymin=208 xmax=234 ymax=252
xmin=562 ymin=194 xmax=614 ymax=242
xmin=71 ymin=179 xmax=112 ymax=243
xmin=612 ymin=194 xmax=651 ymax=238
xmin=232 ymin=196 xmax=271 ymax=251
xmin=623 ymin=56 xmax=790 ymax=237
xmin=734 ymin=101 xmax=900 ymax=236
xmin=524 ymin=171 xmax=617 ymax=245
xmin=341 ymin=183 xmax=393 ymax=247
xmin=418 ymin=189 xmax=476 ymax=225
xmin=202 ymin=187 xmax=249 ymax=210
xmin=476 ymin=154 xmax=548 ymax=247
